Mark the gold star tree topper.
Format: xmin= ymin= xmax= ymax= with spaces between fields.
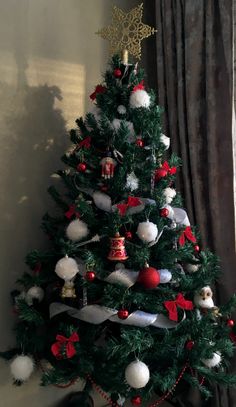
xmin=96 ymin=3 xmax=156 ymax=63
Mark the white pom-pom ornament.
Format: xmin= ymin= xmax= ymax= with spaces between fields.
xmin=55 ymin=256 xmax=79 ymax=281
xmin=117 ymin=105 xmax=127 ymax=115
xmin=160 ymin=134 xmax=170 ymax=150
xmin=26 ymin=286 xmax=44 ymax=305
xmin=202 ymin=352 xmax=221 ymax=368
xmin=66 ymin=219 xmax=89 ymax=241
xmin=10 ymin=355 xmax=34 ymax=382
xmin=185 ymin=263 xmax=199 ymax=273
xmin=137 ymin=221 xmax=158 ymax=243
xmin=125 ymin=360 xmax=150 ymax=389
xmin=130 ymin=90 xmax=151 ymax=109
xmin=163 ymin=187 xmax=176 ymax=204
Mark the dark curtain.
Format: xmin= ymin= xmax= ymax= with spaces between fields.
xmin=143 ymin=0 xmax=236 ymax=406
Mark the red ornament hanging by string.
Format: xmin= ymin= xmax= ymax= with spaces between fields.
xmin=138 ymin=264 xmax=160 ymax=289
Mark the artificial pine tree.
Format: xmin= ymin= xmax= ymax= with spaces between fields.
xmin=2 ymin=4 xmax=236 ymax=407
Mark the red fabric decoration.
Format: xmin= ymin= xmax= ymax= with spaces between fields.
xmin=65 ymin=205 xmax=80 ymax=219
xmin=90 ymin=85 xmax=106 ymax=101
xmin=178 ymin=226 xmax=197 ymax=246
xmin=155 ymin=161 xmax=177 ymax=181
xmin=132 ymin=80 xmax=145 ymax=92
xmin=78 ymin=136 xmax=91 ymax=149
xmin=117 ymin=196 xmax=142 ymax=216
xmin=164 ymin=293 xmax=194 ymax=321
xmin=51 ymin=332 xmax=79 ymax=359
xmin=116 ymin=203 xmax=129 ymax=216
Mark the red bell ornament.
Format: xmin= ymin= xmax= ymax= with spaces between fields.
xmin=100 ymin=154 xmax=117 ymax=179
xmin=138 ymin=264 xmax=160 ymax=289
xmin=107 ymin=233 xmax=128 ymax=261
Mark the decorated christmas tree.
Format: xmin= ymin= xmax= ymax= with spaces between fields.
xmin=2 ymin=4 xmax=236 ymax=407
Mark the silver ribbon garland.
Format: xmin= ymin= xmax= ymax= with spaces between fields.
xmin=50 ymin=302 xmax=185 ymax=329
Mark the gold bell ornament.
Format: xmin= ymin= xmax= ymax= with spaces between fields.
xmin=107 ymin=232 xmax=128 ymax=261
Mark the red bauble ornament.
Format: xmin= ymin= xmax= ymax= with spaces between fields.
xmin=131 ymin=396 xmax=142 ymax=406
xmin=136 ymin=139 xmax=144 ymax=147
xmin=138 ymin=264 xmax=160 ymax=289
xmin=185 ymin=340 xmax=195 ymax=350
xmin=194 ymin=245 xmax=200 ymax=253
xmin=160 ymin=208 xmax=169 ymax=217
xmin=125 ymin=231 xmax=132 ymax=239
xmin=227 ymin=319 xmax=235 ymax=327
xmin=77 ymin=162 xmax=87 ymax=172
xmin=85 ymin=271 xmax=96 ymax=282
xmin=117 ymin=309 xmax=129 ymax=320
xmin=114 ymin=68 xmax=122 ymax=78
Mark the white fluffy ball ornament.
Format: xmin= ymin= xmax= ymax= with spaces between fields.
xmin=10 ymin=355 xmax=34 ymax=382
xmin=185 ymin=263 xmax=200 ymax=273
xmin=26 ymin=286 xmax=44 ymax=305
xmin=55 ymin=256 xmax=79 ymax=281
xmin=66 ymin=219 xmax=89 ymax=241
xmin=163 ymin=187 xmax=176 ymax=204
xmin=125 ymin=360 xmax=150 ymax=389
xmin=137 ymin=221 xmax=158 ymax=243
xmin=117 ymin=105 xmax=127 ymax=115
xmin=130 ymin=89 xmax=151 ymax=109
xmin=202 ymin=352 xmax=221 ymax=368
xmin=160 ymin=133 xmax=170 ymax=150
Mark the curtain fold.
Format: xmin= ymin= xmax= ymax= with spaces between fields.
xmin=145 ymin=0 xmax=236 ymax=405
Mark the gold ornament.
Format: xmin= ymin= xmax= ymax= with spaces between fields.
xmin=108 ymin=232 xmax=128 ymax=261
xmin=61 ymin=281 xmax=76 ymax=298
xmin=96 ymin=3 xmax=156 ymax=62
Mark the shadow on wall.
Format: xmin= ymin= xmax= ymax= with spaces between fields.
xmin=0 ymin=80 xmax=68 ymax=349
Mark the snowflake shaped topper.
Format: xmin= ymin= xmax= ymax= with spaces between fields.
xmin=96 ymin=3 xmax=156 ymax=60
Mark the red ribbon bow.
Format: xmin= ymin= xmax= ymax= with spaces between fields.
xmin=78 ymin=136 xmax=91 ymax=149
xmin=65 ymin=205 xmax=80 ymax=220
xmin=90 ymin=85 xmax=106 ymax=101
xmin=117 ymin=196 xmax=142 ymax=216
xmin=51 ymin=332 xmax=79 ymax=359
xmin=132 ymin=80 xmax=145 ymax=92
xmin=178 ymin=226 xmax=197 ymax=246
xmin=155 ymin=161 xmax=177 ymax=181
xmin=164 ymin=293 xmax=194 ymax=321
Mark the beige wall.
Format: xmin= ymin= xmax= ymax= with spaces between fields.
xmin=0 ymin=1 xmax=139 ymax=406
